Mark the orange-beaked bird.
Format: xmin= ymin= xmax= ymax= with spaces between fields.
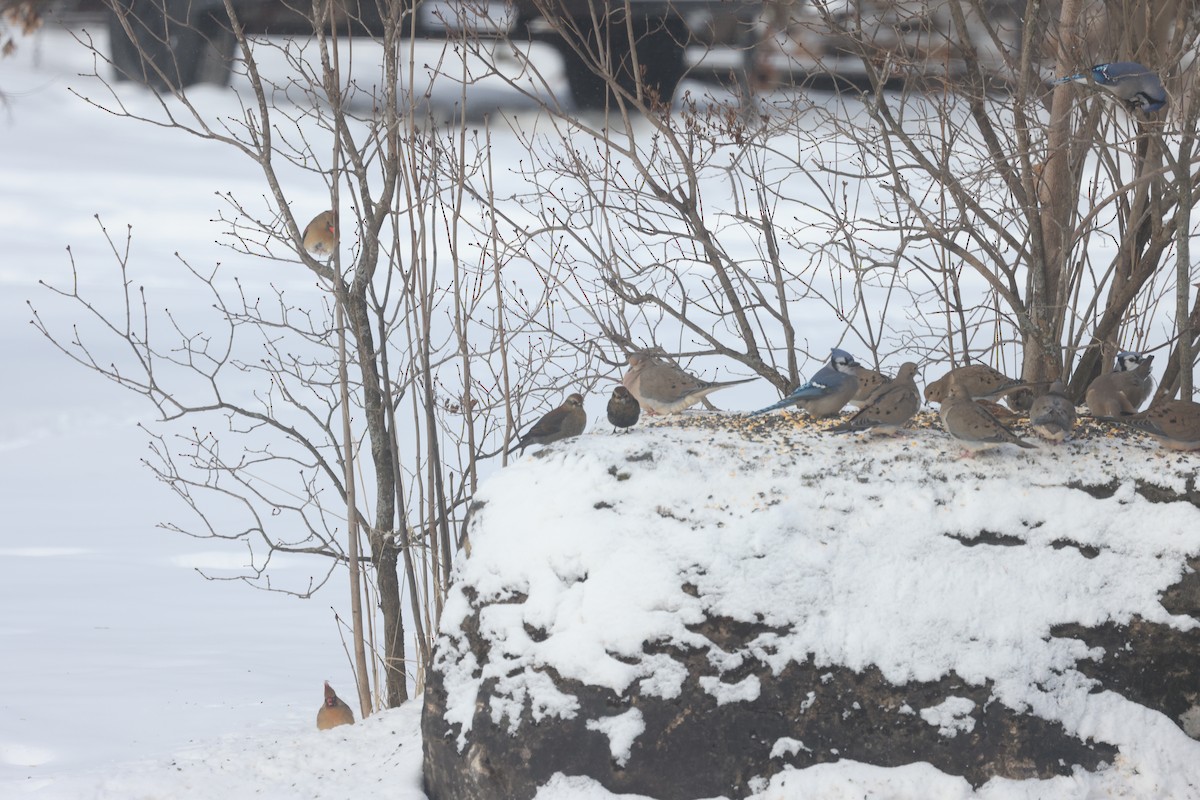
xmin=302 ymin=210 xmax=338 ymax=258
xmin=316 ymin=681 xmax=355 ymax=730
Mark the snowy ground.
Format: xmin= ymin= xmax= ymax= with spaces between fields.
xmin=3 ymin=21 xmax=1198 ymax=800
xmin=2 ymin=25 xmax=429 ymax=800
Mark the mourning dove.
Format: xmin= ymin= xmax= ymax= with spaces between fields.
xmin=937 ymin=377 xmax=1036 ymax=452
xmin=925 ymin=364 xmax=1035 ymax=409
xmin=1028 ymin=380 xmax=1076 ymax=443
xmin=1086 ymin=352 xmax=1155 ymax=417
xmin=317 ymin=681 xmax=355 ymax=730
xmin=606 ymin=386 xmax=640 ymax=432
xmin=828 ymin=362 xmax=920 ymax=435
xmin=1102 ymin=400 xmax=1200 ymax=451
xmin=509 ymin=393 xmax=587 ymax=454
xmin=621 ymin=353 xmax=755 ymax=415
xmin=847 ymin=362 xmax=890 ymax=408
xmin=302 ymin=210 xmax=338 ymax=258
xmin=751 ymin=348 xmax=859 ymax=419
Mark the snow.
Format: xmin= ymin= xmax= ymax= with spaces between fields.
xmin=438 ymin=421 xmax=1200 ymax=797
xmin=699 ymin=674 xmax=762 ymax=706
xmin=769 ymin=738 xmax=810 ymax=759
xmin=919 ymin=697 xmax=978 ymax=738
xmin=3 ymin=21 xmax=1200 ymax=800
xmin=586 ymin=708 xmax=646 ymax=767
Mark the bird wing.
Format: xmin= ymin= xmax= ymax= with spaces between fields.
xmin=639 ymin=363 xmax=705 ymax=404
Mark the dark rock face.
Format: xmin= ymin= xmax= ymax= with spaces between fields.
xmin=1050 ymin=564 xmax=1200 ymax=740
xmin=422 ymin=441 xmax=1200 ymax=800
xmin=423 ymin=598 xmax=1127 ymax=800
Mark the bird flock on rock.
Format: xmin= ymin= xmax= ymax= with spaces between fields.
xmin=437 ymin=62 xmax=1183 ymax=459
xmin=302 ymin=57 xmax=1172 ymax=708
xmin=507 ymin=347 xmax=1200 ymax=457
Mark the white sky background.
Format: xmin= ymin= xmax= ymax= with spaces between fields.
xmin=2 ymin=21 xmax=1198 ymax=800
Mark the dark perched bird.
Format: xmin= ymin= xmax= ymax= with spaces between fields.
xmin=925 ymin=364 xmax=1035 ymax=410
xmin=1029 ymin=380 xmax=1077 ymax=443
xmin=751 ymin=347 xmax=859 ymax=418
xmin=509 ymin=393 xmax=587 ymax=454
xmin=621 ymin=353 xmax=755 ymax=415
xmin=1054 ymin=62 xmax=1167 ymax=113
xmin=829 ymin=362 xmax=920 ymax=435
xmin=847 ymin=362 xmax=890 ymax=408
xmin=1086 ymin=352 xmax=1155 ymax=417
xmin=937 ymin=377 xmax=1036 ymax=453
xmin=1102 ymin=400 xmax=1200 ymax=451
xmin=606 ymin=386 xmax=640 ymax=432
xmin=317 ymin=681 xmax=355 ymax=730
xmin=302 ymin=210 xmax=338 ymax=257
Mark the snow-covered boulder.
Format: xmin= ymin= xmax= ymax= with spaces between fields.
xmin=422 ymin=413 xmax=1200 ymax=799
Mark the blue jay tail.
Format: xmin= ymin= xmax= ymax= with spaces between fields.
xmin=1052 ymin=72 xmax=1088 ymax=85
xmin=750 ymin=397 xmax=794 ymax=416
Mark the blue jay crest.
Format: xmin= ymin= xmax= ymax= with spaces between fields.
xmin=1054 ymin=61 xmax=1167 ymax=114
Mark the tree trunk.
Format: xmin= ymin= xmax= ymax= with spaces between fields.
xmin=347 ymin=277 xmax=408 ymax=707
xmin=1024 ymin=0 xmax=1083 ymax=386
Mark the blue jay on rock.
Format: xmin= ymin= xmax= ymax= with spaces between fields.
xmin=752 ymin=348 xmax=860 ymax=418
xmin=1054 ymin=62 xmax=1167 ymax=113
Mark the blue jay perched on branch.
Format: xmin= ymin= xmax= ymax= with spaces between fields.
xmin=1053 ymin=62 xmax=1167 ymax=113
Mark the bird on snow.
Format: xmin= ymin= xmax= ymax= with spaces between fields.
xmin=606 ymin=385 xmax=641 ymax=432
xmin=1101 ymin=399 xmax=1200 ymax=452
xmin=1028 ymin=380 xmax=1077 ymax=443
xmin=302 ymin=210 xmax=338 ymax=258
xmin=1085 ymin=351 xmax=1155 ymax=417
xmin=925 ymin=364 xmax=1036 ymax=410
xmin=317 ymin=681 xmax=355 ymax=730
xmin=1053 ymin=62 xmax=1167 ymax=114
xmin=621 ymin=353 xmax=755 ymax=415
xmin=937 ymin=376 xmax=1036 ymax=453
xmin=828 ymin=362 xmax=920 ymax=435
xmin=508 ymin=393 xmax=587 ymax=454
xmin=846 ymin=361 xmax=890 ymax=408
xmin=751 ymin=347 xmax=860 ymax=418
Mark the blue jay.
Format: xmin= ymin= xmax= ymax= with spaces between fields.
xmin=1054 ymin=62 xmax=1167 ymax=113
xmin=752 ymin=348 xmax=860 ymax=418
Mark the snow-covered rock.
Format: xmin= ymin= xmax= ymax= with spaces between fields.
xmin=422 ymin=413 xmax=1200 ymax=799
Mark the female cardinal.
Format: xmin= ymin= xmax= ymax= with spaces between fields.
xmin=302 ymin=210 xmax=337 ymax=258
xmin=316 ymin=681 xmax=355 ymax=730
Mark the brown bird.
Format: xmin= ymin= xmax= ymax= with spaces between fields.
xmin=847 ymin=363 xmax=890 ymax=408
xmin=606 ymin=386 xmax=640 ymax=431
xmin=621 ymin=353 xmax=755 ymax=415
xmin=1028 ymin=380 xmax=1076 ymax=443
xmin=317 ymin=681 xmax=355 ymax=730
xmin=829 ymin=362 xmax=921 ymax=435
xmin=1086 ymin=351 xmax=1155 ymax=417
xmin=937 ymin=377 xmax=1036 ymax=453
xmin=1102 ymin=400 xmax=1200 ymax=451
xmin=925 ymin=364 xmax=1035 ymax=410
xmin=509 ymin=393 xmax=587 ymax=454
xmin=302 ymin=210 xmax=338 ymax=258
